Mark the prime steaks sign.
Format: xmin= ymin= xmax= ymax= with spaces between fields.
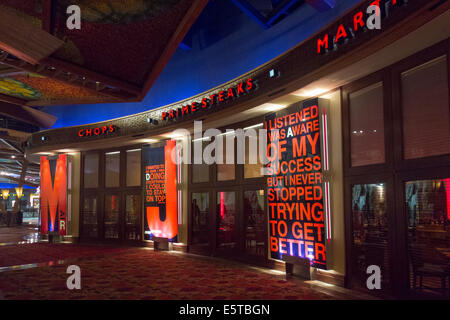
xmin=161 ymin=78 xmax=255 ymax=121
xmin=265 ymin=98 xmax=330 ymax=269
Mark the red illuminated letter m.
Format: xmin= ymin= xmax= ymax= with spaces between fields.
xmin=317 ymin=34 xmax=329 ymax=54
xmin=40 ymin=155 xmax=67 ymax=235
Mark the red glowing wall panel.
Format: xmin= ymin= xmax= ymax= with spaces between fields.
xmin=143 ymin=140 xmax=178 ymax=240
xmin=265 ymin=98 xmax=327 ymax=269
xmin=40 ymin=154 xmax=67 ymax=235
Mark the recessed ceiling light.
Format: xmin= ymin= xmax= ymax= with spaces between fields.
xmin=293 ymin=88 xmax=328 ymax=97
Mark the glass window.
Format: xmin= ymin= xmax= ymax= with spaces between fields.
xmin=104 ymin=194 xmax=119 ymax=239
xmin=192 ymin=141 xmax=209 ymax=183
xmin=406 ymin=179 xmax=449 ymax=293
xmin=82 ymin=195 xmax=97 ymax=238
xmin=216 ymin=191 xmax=236 ymax=250
xmin=244 ymin=190 xmax=265 ymax=256
xmin=126 ymin=149 xmax=141 ymax=186
xmin=191 ymin=192 xmax=209 ymax=246
xmin=217 ymin=137 xmax=235 ymax=181
xmin=351 ymin=183 xmax=390 ymax=289
xmin=349 ymin=82 xmax=385 ymax=166
xmin=244 ymin=133 xmax=263 ymax=179
xmin=401 ymin=56 xmax=450 ymax=159
xmin=84 ymin=153 xmax=99 ymax=188
xmin=125 ymin=194 xmax=141 ymax=240
xmin=105 ymin=151 xmax=120 ymax=187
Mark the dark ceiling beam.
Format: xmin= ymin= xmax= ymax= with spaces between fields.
xmin=0 ymin=138 xmax=22 ymax=153
xmin=140 ymin=0 xmax=210 ymax=100
xmin=0 ymin=101 xmax=57 ymax=128
xmin=305 ymin=0 xmax=336 ymax=12
xmin=266 ymin=0 xmax=302 ymax=26
xmin=0 ymin=148 xmax=21 ymax=155
xmin=0 ymin=4 xmax=63 ymax=65
xmin=42 ymin=0 xmax=54 ymax=33
xmin=0 ymin=65 xmax=25 ymax=77
xmin=0 ymin=53 xmax=135 ymax=102
xmin=230 ymin=0 xmax=269 ymax=29
xmin=0 ymin=92 xmax=27 ymax=106
xmin=42 ymin=57 xmax=142 ymax=96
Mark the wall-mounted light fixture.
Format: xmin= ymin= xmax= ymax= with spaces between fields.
xmin=1 ymin=189 xmax=10 ymax=200
xmin=15 ymin=187 xmax=23 ymax=199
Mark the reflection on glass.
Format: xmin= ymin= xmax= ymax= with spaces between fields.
xmin=402 ymin=56 xmax=450 ymax=159
xmin=352 ymin=183 xmax=390 ymax=289
xmin=217 ymin=139 xmax=235 ymax=181
xmin=126 ymin=149 xmax=141 ymax=186
xmin=125 ymin=194 xmax=141 ymax=240
xmin=105 ymin=151 xmax=120 ymax=187
xmin=192 ymin=163 xmax=209 ymax=183
xmin=82 ymin=196 xmax=97 ymax=237
xmin=244 ymin=190 xmax=265 ymax=256
xmin=244 ymin=135 xmax=263 ymax=178
xmin=191 ymin=193 xmax=209 ymax=246
xmin=105 ymin=194 xmax=119 ymax=239
xmin=216 ymin=191 xmax=236 ymax=250
xmin=192 ymin=141 xmax=209 ymax=183
xmin=406 ymin=179 xmax=449 ymax=294
xmin=84 ymin=153 xmax=99 ymax=188
xmin=350 ymin=82 xmax=385 ymax=166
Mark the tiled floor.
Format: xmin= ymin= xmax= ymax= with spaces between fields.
xmin=0 ymin=240 xmax=377 ymax=300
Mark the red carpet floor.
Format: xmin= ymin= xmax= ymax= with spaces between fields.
xmin=0 ymin=243 xmax=129 ymax=267
xmin=0 ymin=244 xmax=369 ymax=300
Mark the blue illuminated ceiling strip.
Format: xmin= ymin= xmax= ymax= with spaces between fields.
xmin=179 ymin=41 xmax=192 ymax=51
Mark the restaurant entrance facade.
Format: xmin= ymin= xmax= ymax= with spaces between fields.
xmin=28 ymin=0 xmax=449 ymax=298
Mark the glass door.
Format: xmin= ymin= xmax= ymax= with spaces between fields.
xmin=216 ymin=191 xmax=237 ymax=255
xmin=243 ymin=189 xmax=266 ymax=259
xmin=350 ymin=182 xmax=391 ymax=292
xmin=82 ymin=194 xmax=98 ymax=238
xmin=104 ymin=193 xmax=120 ymax=239
xmin=124 ymin=193 xmax=141 ymax=241
xmin=404 ymin=178 xmax=449 ymax=296
xmin=190 ymin=192 xmax=211 ymax=254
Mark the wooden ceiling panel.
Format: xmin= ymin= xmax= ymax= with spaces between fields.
xmin=0 ymin=4 xmax=63 ymax=65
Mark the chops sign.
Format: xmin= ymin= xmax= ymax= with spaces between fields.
xmin=78 ymin=125 xmax=116 ymax=137
xmin=161 ymin=78 xmax=255 ymax=121
xmin=316 ymin=0 xmax=408 ymax=54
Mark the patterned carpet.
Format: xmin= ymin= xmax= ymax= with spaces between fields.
xmin=0 ymin=244 xmax=365 ymax=300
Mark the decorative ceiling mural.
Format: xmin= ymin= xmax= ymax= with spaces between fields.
xmin=51 ymin=0 xmax=187 ymax=85
xmin=0 ymin=0 xmax=207 ymax=111
xmin=0 ymin=77 xmax=41 ymax=100
xmin=13 ymin=74 xmax=108 ymax=105
xmin=56 ymin=0 xmax=180 ymax=24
